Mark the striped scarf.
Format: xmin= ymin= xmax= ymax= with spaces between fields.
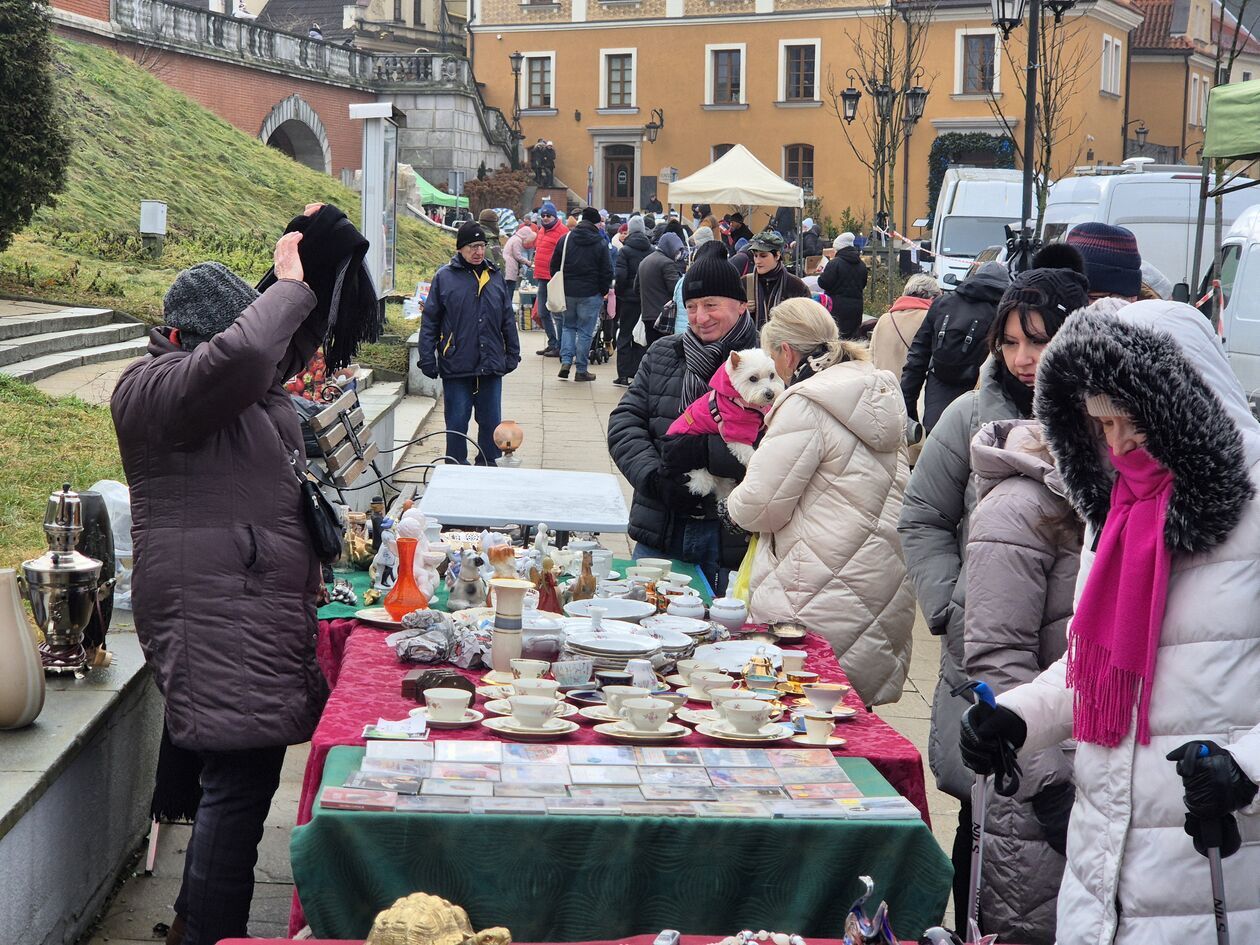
xmin=680 ymin=314 xmax=758 ymax=407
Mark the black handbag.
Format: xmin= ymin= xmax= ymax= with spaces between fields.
xmin=652 ymin=298 xmax=678 ymax=335
xmin=292 ymin=457 xmax=343 ymax=564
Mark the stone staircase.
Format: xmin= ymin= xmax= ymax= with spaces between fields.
xmin=0 ymin=305 xmax=148 ymax=383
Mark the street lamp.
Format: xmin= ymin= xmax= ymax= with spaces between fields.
xmin=644 ymin=107 xmax=665 ymax=144
xmin=873 ymin=83 xmax=894 ymax=121
xmin=901 ymin=69 xmax=930 ymax=235
xmin=990 ymin=0 xmax=1077 ymax=270
xmin=1136 ymin=123 xmax=1149 ymax=149
xmin=840 ymin=76 xmax=862 ymax=124
xmin=508 ymin=51 xmax=525 ymax=168
xmin=905 ymin=82 xmax=929 ymax=122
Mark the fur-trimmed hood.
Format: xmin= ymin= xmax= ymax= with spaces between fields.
xmin=1034 ymin=298 xmax=1260 ymax=553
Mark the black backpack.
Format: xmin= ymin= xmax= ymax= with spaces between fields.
xmin=928 ymin=298 xmax=995 ymax=386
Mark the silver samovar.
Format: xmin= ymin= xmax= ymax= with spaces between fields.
xmin=21 ymin=484 xmax=111 ymax=675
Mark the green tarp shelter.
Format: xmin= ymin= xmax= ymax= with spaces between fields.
xmin=415 ymin=172 xmax=468 ymax=208
xmin=1205 ymin=80 xmax=1260 ymax=160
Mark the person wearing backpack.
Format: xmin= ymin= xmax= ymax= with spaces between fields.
xmin=900 ymin=262 xmax=1010 ymax=436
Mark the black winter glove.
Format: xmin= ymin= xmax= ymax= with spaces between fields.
xmin=1182 ymin=812 xmax=1244 ymax=858
xmin=647 ymin=470 xmax=705 ymax=518
xmin=959 ymin=702 xmax=1027 ymax=795
xmin=1166 ymin=740 xmax=1258 ymax=820
xmin=1031 ymin=781 xmax=1075 ymax=856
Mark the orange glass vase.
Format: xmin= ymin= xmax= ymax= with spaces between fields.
xmin=384 ymin=537 xmax=429 ymax=619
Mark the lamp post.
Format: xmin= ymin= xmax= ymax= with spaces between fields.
xmin=508 ymin=51 xmax=525 ymax=169
xmin=991 ymin=0 xmax=1076 ymax=271
xmin=1122 ymin=117 xmax=1148 ymax=157
xmin=901 ymin=73 xmax=929 ymax=236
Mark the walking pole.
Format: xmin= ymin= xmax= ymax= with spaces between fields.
xmin=1195 ymin=745 xmax=1233 ymax=945
xmin=954 ymin=680 xmax=1000 ymax=942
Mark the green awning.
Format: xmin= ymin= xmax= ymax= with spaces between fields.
xmin=1205 ymin=80 xmax=1260 ymax=160
xmin=415 ymin=172 xmax=468 ymax=208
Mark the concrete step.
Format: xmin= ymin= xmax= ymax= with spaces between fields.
xmin=0 ymin=307 xmax=118 ymax=341
xmin=0 ymin=321 xmax=147 ymax=368
xmin=1 ymin=337 xmax=151 ymax=383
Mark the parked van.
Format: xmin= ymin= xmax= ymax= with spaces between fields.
xmin=1217 ymin=204 xmax=1260 ymax=411
xmin=1042 ymin=161 xmax=1258 ymax=287
xmin=930 ymin=168 xmax=1024 ymax=289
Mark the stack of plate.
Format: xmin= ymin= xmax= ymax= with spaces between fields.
xmin=641 ymin=614 xmax=713 ymax=645
xmin=627 ymin=623 xmax=695 ymax=661
xmin=561 ymin=630 xmax=662 ymax=671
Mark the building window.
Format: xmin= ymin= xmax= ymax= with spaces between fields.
xmin=1202 ymin=74 xmax=1209 ymax=124
xmin=706 ymin=45 xmax=745 ymax=105
xmin=785 ymin=144 xmax=814 ymax=193
xmin=1244 ymin=70 xmax=1253 ymax=82
xmin=1101 ymin=35 xmax=1122 ymax=94
xmin=413 ymin=0 xmax=422 ymax=24
xmin=524 ymin=54 xmax=554 ymax=108
xmin=1191 ymin=74 xmax=1200 ymax=127
xmin=782 ymin=42 xmax=818 ymax=101
xmin=713 ymin=143 xmax=734 ymax=161
xmin=602 ymin=50 xmax=635 ymax=108
xmin=956 ymin=30 xmax=998 ymax=95
xmin=394 ymin=0 xmax=402 ymax=20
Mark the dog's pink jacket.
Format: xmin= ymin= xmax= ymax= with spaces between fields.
xmin=665 ymin=363 xmax=769 ymax=446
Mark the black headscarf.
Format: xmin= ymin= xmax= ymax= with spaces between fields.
xmin=255 ymin=204 xmax=383 ymax=370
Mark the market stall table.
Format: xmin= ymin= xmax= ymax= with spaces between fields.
xmin=292 ymin=747 xmax=950 ymax=941
xmin=417 ymin=465 xmax=630 ymax=532
xmin=228 ymin=936 xmax=958 ymax=945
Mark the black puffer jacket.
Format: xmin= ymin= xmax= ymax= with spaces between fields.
xmin=607 ymin=334 xmax=749 ymax=569
xmin=818 ymin=246 xmax=868 ymax=338
xmin=552 ymin=222 xmax=613 ymax=299
xmin=799 ymin=227 xmax=825 ymax=260
xmin=614 ymin=232 xmax=653 ymax=314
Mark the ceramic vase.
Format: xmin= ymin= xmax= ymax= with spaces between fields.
xmin=0 ymin=569 xmax=45 ymax=729
xmin=383 ymin=537 xmax=429 ymax=619
xmin=489 ymin=578 xmax=534 ymax=674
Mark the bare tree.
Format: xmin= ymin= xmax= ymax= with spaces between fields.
xmin=984 ymin=14 xmax=1095 ymax=230
xmin=824 ymin=0 xmax=935 ymax=303
xmin=114 ymin=39 xmax=173 ymax=81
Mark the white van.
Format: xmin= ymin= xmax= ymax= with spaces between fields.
xmin=1218 ymin=204 xmax=1260 ymax=410
xmin=930 ymin=168 xmax=1024 ymax=290
xmin=1042 ymin=162 xmax=1258 ymax=287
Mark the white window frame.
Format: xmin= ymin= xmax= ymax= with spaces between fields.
xmin=777 ymin=38 xmax=821 ymax=102
xmin=598 ymin=47 xmax=637 ymax=109
xmin=1113 ymin=37 xmax=1123 ymax=94
xmin=1190 ymin=74 xmax=1200 ymax=128
xmin=1201 ymin=73 xmax=1209 ymax=125
xmin=705 ymin=42 xmax=747 ymax=105
xmin=519 ymin=51 xmax=557 ymax=110
xmin=954 ymin=27 xmax=1001 ymax=95
xmin=1101 ymin=34 xmax=1123 ymax=94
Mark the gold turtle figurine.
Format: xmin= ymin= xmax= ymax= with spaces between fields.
xmin=365 ymin=892 xmax=511 ymax=945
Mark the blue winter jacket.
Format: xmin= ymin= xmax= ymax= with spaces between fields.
xmin=417 ymin=253 xmax=521 ymax=380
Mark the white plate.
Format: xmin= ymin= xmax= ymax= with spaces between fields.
xmin=695 ymin=721 xmax=796 ymax=744
xmin=484 ymin=699 xmax=578 ymax=718
xmin=694 ymin=641 xmax=784 ymax=674
xmin=627 ymin=625 xmax=693 ymax=650
xmin=663 ymin=674 xmax=689 ymax=688
xmin=790 ymin=733 xmax=847 ymax=747
xmin=407 ymin=707 xmax=485 ymax=729
xmin=676 ymin=707 xmax=721 ymax=725
xmin=565 ymin=634 xmax=661 ymax=656
xmin=677 ymin=686 xmax=716 ymax=703
xmin=641 ymin=615 xmax=712 ymax=637
xmin=563 ymin=598 xmax=657 ymax=623
xmin=354 ymin=607 xmax=403 ymax=628
xmin=557 ymin=617 xmax=642 ymax=636
xmin=481 ymin=716 xmax=580 ymax=741
xmin=594 ymin=720 xmax=690 ymax=742
xmin=578 ymin=705 xmax=623 ymax=723
xmin=475 ymin=684 xmax=514 ymax=700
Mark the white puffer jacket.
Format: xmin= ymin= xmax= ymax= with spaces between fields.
xmin=1000 ymin=300 xmax=1260 ymax=945
xmin=726 ymin=356 xmax=916 ymax=706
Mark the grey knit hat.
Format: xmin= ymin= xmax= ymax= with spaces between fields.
xmin=163 ymin=262 xmax=259 ymax=340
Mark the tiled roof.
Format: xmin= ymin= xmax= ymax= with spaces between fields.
xmin=1133 ymin=0 xmax=1196 ymax=50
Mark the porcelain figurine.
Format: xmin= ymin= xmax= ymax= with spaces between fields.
xmin=370 ymin=524 xmax=399 ymax=590
xmin=569 ymin=551 xmax=597 ymax=602
xmin=485 ymin=544 xmax=518 ymax=606
xmin=447 ymin=549 xmax=487 ymax=612
xmin=530 ymin=556 xmax=563 ymax=614
xmin=364 ymin=892 xmax=511 ymax=945
xmin=533 ymin=522 xmax=551 ymax=557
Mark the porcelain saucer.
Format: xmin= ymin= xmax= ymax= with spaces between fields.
xmin=354 ymin=607 xmax=403 ymax=628
xmin=663 ymin=674 xmax=689 ymax=688
xmin=407 ymin=707 xmax=485 ymax=729
xmin=789 ymin=733 xmax=847 ymax=748
xmin=475 ymin=684 xmax=515 ymax=700
xmin=484 ymin=698 xmax=578 ymax=719
xmin=675 ymin=707 xmax=721 ymax=725
xmin=593 ymin=720 xmax=689 ymax=742
xmin=678 ymin=686 xmax=716 ymax=703
xmin=578 ymin=705 xmax=623 ymax=723
xmin=565 ymin=689 xmax=607 ymax=705
xmin=695 ymin=721 xmax=795 ymax=744
xmin=481 ymin=716 xmax=579 ymax=741
xmin=481 ymin=670 xmax=517 ymax=686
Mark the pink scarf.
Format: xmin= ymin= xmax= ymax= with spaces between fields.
xmin=1066 ymin=447 xmax=1174 ymax=747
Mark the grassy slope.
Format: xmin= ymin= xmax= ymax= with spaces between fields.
xmin=0 ymin=38 xmax=452 ymax=324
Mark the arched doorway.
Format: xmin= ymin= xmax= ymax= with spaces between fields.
xmin=258 ymin=95 xmax=332 ymax=174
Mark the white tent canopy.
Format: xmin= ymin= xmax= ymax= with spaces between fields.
xmin=666 ymin=144 xmax=804 ymax=208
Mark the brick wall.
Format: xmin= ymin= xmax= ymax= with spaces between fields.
xmin=54 ymin=0 xmax=110 ymax=22
xmin=60 ymin=27 xmax=376 ymax=174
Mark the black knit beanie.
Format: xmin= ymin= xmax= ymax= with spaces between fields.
xmin=456 ymin=221 xmax=487 ymax=249
xmin=580 ymin=206 xmax=602 ymax=225
xmin=682 ymin=255 xmax=746 ymax=303
xmin=163 ymin=262 xmax=259 ymax=341
xmin=997 ymin=267 xmax=1090 ymax=332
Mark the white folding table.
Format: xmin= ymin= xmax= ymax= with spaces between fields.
xmin=417 ymin=465 xmax=630 ymax=533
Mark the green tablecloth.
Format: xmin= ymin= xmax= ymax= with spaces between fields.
xmin=319 ymin=558 xmax=713 ymax=620
xmin=291 ymin=747 xmax=951 ymax=941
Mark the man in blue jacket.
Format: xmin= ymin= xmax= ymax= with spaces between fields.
xmin=418 ymin=220 xmax=521 ymax=464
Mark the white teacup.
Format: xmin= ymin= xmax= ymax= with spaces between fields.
xmin=723 ymin=698 xmax=773 ymax=734
xmin=707 ymin=687 xmax=749 ymax=720
xmin=639 ymin=557 xmax=673 ymax=574
xmin=509 ymin=694 xmax=564 ymax=728
xmin=802 ymin=711 xmax=836 ymax=744
xmin=602 ymin=685 xmax=650 ymax=714
xmin=552 ymin=659 xmax=594 ymax=688
xmin=667 ymin=596 xmax=706 ymax=620
xmin=513 ymin=677 xmax=561 ymax=699
xmin=676 ymin=660 xmax=718 ymax=684
xmin=621 ymin=696 xmax=672 ymax=732
xmin=589 ymin=549 xmax=614 ymax=579
xmin=510 ymin=658 xmax=549 ymax=680
xmin=780 ymin=650 xmax=808 ymax=674
xmin=691 ymin=671 xmax=734 ymax=695
xmin=424 ymin=687 xmax=471 ymax=722
xmin=803 ymin=683 xmax=848 ymax=714
xmin=626 ymin=565 xmax=664 ymax=582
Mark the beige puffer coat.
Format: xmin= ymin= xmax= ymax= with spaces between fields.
xmin=726 ymin=356 xmax=916 ymax=706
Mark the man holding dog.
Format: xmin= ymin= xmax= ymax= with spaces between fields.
xmin=608 ymin=255 xmax=755 ymax=590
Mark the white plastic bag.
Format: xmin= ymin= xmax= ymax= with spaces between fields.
xmin=90 ymin=480 xmax=133 ymax=609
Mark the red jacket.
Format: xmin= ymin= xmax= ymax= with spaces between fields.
xmin=533 ymin=220 xmax=569 ymax=281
